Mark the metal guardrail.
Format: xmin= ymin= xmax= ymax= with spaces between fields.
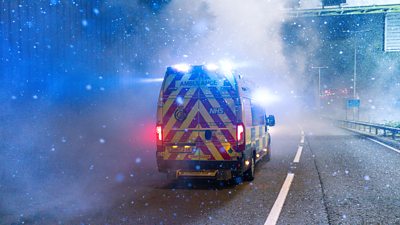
xmin=338 ymin=120 xmax=400 ymax=141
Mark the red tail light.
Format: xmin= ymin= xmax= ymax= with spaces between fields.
xmin=156 ymin=125 xmax=162 ymax=141
xmin=237 ymin=123 xmax=244 ymax=142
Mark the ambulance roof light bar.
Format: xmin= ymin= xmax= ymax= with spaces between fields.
xmin=172 ymin=64 xmax=190 ymax=73
xmin=171 ymin=61 xmax=235 ymax=74
xmin=205 ymin=64 xmax=219 ymax=71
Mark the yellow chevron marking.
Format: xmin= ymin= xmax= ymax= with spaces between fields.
xmin=163 ymin=113 xmax=177 ymax=137
xmin=162 ymin=151 xmax=172 ymax=160
xmin=186 ymin=87 xmax=197 ymax=97
xmin=163 ymin=89 xmax=200 ymax=135
xmin=197 ymin=155 xmax=212 ymax=160
xmin=198 ymin=102 xmax=236 ymax=158
xmin=162 ymin=86 xmax=197 ymax=117
xmin=175 ymin=153 xmax=187 ymax=160
xmin=171 ymin=109 xmax=198 ymax=142
xmin=162 ymin=98 xmax=175 ymax=118
xmin=163 ymin=74 xmax=176 ymax=92
xmin=189 ymin=131 xmax=198 ymax=143
xmin=188 ymin=154 xmax=198 ymax=160
xmin=198 ymin=103 xmax=216 ymax=126
xmin=163 ymin=95 xmax=191 ymax=135
xmin=203 ymin=141 xmax=224 ymax=160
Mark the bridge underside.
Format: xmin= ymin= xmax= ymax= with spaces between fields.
xmin=287 ymin=4 xmax=400 ymax=17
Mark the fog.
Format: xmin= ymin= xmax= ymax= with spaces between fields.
xmin=1 ymin=0 xmax=399 ymax=223
xmin=0 ymin=1 xmax=303 ymax=223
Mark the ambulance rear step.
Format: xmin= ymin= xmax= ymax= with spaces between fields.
xmin=175 ymin=169 xmax=232 ymax=180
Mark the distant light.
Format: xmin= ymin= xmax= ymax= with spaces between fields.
xmin=50 ymin=0 xmax=59 ymax=5
xmin=206 ymin=64 xmax=219 ymax=71
xmin=172 ymin=64 xmax=190 ymax=73
xmin=138 ymin=78 xmax=163 ymax=83
xmin=82 ymin=19 xmax=88 ymax=27
xmin=93 ymin=8 xmax=100 ymax=15
xmin=252 ymin=88 xmax=280 ymax=106
xmin=245 ymin=160 xmax=250 ymax=166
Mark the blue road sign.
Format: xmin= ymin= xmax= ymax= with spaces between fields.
xmin=347 ymin=99 xmax=360 ymax=108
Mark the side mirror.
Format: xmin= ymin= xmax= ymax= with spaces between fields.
xmin=266 ymin=115 xmax=275 ymax=127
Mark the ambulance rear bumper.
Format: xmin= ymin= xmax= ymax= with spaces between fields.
xmin=157 ymin=158 xmax=243 ymax=179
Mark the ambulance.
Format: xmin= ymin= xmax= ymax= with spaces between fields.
xmin=156 ymin=64 xmax=275 ymax=181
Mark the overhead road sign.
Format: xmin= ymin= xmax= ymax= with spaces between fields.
xmin=385 ymin=13 xmax=400 ymax=52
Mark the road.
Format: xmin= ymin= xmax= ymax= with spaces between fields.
xmin=2 ymin=89 xmax=400 ymax=224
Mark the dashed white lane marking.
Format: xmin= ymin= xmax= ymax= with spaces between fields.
xmin=367 ymin=138 xmax=400 ymax=154
xmin=264 ymin=131 xmax=304 ymax=225
xmin=293 ymin=146 xmax=303 ymax=163
xmin=264 ymin=173 xmax=295 ymax=225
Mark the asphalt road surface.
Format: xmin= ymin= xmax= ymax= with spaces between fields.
xmin=2 ymin=91 xmax=400 ymax=224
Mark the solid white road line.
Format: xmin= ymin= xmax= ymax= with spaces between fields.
xmin=367 ymin=138 xmax=400 ymax=154
xmin=264 ymin=173 xmax=295 ymax=225
xmin=300 ymin=136 xmax=305 ymax=144
xmin=293 ymin=146 xmax=303 ymax=163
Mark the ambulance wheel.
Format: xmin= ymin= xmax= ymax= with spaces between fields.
xmin=166 ymin=172 xmax=177 ymax=182
xmin=244 ymin=155 xmax=255 ymax=181
xmin=265 ymin=135 xmax=271 ymax=162
xmin=265 ymin=144 xmax=271 ymax=162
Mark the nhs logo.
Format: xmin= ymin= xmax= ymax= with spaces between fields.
xmin=209 ymin=107 xmax=224 ymax=115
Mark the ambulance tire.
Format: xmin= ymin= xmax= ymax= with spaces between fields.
xmin=166 ymin=172 xmax=177 ymax=182
xmin=265 ymin=135 xmax=271 ymax=162
xmin=244 ymin=154 xmax=255 ymax=181
xmin=265 ymin=144 xmax=271 ymax=162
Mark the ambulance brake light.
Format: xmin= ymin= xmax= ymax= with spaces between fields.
xmin=156 ymin=125 xmax=162 ymax=141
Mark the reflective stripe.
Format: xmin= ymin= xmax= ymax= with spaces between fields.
xmin=178 ymin=112 xmax=199 ymax=142
xmin=162 ymin=88 xmax=189 ymax=124
xmin=198 ymin=113 xmax=229 ymax=160
xmin=164 ymin=89 xmax=199 ymax=142
xmin=209 ymin=87 xmax=237 ymax=124
xmin=161 ymin=71 xmax=240 ymax=161
xmin=162 ymin=73 xmax=184 ymax=103
xmin=195 ymin=136 xmax=216 ymax=160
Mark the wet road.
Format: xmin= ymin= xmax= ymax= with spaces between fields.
xmin=66 ymin=120 xmax=400 ymax=225
xmin=2 ymin=92 xmax=400 ymax=224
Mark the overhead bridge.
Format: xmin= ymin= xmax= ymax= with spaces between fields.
xmin=287 ymin=4 xmax=400 ymax=17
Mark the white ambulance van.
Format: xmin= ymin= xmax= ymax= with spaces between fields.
xmin=156 ymin=64 xmax=275 ymax=181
